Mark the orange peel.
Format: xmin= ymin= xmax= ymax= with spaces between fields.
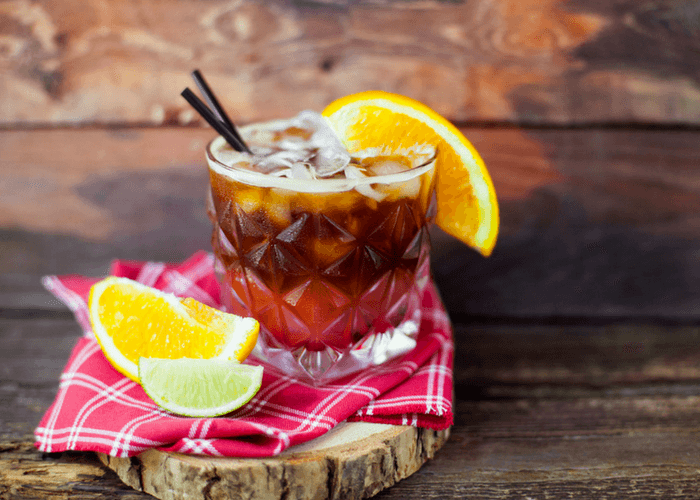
xmin=323 ymin=90 xmax=499 ymax=256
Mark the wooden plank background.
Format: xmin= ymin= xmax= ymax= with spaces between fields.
xmin=5 ymin=318 xmax=700 ymax=498
xmin=2 ymin=0 xmax=699 ymax=330
xmin=3 ymin=125 xmax=700 ymax=320
xmin=4 ymin=1 xmax=700 ymax=498
xmin=2 ymin=0 xmax=700 ymax=127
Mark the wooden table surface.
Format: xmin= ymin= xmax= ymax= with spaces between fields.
xmin=4 ymin=0 xmax=700 ymax=497
xmin=3 ymin=124 xmax=700 ymax=499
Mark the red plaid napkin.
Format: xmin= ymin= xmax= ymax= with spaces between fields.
xmin=34 ymin=251 xmax=453 ymax=458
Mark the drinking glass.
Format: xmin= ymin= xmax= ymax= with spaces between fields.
xmin=206 ymin=132 xmax=436 ymax=382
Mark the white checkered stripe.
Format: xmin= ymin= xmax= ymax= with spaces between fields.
xmin=35 ymin=252 xmax=453 ymax=458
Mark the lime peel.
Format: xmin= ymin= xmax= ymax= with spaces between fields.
xmin=139 ymin=357 xmax=263 ymax=417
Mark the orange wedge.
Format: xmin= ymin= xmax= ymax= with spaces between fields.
xmin=88 ymin=277 xmax=259 ymax=382
xmin=323 ymin=91 xmax=498 ymax=256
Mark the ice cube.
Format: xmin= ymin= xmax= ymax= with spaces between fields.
xmin=367 ymin=160 xmax=409 ymax=176
xmin=246 ymin=129 xmax=276 ymax=147
xmin=297 ymin=111 xmax=351 ymax=177
xmin=235 ymin=188 xmax=264 ymax=213
xmin=217 ymin=148 xmax=243 ymax=166
xmin=276 ymin=137 xmax=310 ymax=151
xmin=379 ymin=177 xmax=421 ymax=200
xmin=345 ymin=165 xmax=385 ymax=202
xmin=313 ymin=147 xmax=352 ymax=177
xmin=289 ymin=163 xmax=314 ymax=180
xmin=366 ymin=158 xmax=424 ymax=200
xmin=267 ymin=189 xmax=293 ymax=226
xmin=255 ymin=150 xmax=312 ymax=173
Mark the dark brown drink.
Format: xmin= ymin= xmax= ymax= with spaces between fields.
xmin=206 ymin=113 xmax=436 ymax=381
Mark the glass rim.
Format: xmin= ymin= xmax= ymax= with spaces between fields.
xmin=206 ymin=135 xmax=436 ymax=194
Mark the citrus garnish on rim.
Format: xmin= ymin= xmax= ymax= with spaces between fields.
xmin=322 ymin=90 xmax=499 ymax=256
xmin=88 ymin=277 xmax=260 ymax=382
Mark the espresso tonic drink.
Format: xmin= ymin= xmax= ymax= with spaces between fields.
xmin=206 ymin=111 xmax=436 ymax=382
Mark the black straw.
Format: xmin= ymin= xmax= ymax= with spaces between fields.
xmin=181 ymin=88 xmax=249 ymax=153
xmin=191 ymin=70 xmax=251 ymax=154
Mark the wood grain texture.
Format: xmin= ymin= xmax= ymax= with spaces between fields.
xmin=6 ymin=425 xmax=700 ymax=499
xmin=2 ymin=0 xmax=700 ymax=126
xmin=5 ymin=318 xmax=700 ymax=436
xmin=0 ymin=318 xmax=81 ymax=438
xmin=3 ymin=127 xmax=700 ymax=320
xmin=0 ymin=441 xmax=146 ymax=499
xmin=6 ymin=319 xmax=700 ymax=439
xmin=97 ymin=425 xmax=448 ymax=500
xmin=4 ymin=318 xmax=700 ymax=498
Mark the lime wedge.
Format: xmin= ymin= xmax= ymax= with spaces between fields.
xmin=139 ymin=358 xmax=263 ymax=417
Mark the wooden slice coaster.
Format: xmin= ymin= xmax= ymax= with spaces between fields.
xmin=98 ymin=422 xmax=449 ymax=500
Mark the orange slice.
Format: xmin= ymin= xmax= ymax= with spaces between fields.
xmin=323 ymin=91 xmax=499 ymax=256
xmin=88 ymin=277 xmax=259 ymax=381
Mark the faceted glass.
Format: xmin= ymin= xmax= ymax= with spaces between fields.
xmin=206 ymin=135 xmax=436 ymax=383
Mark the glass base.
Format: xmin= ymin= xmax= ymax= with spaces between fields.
xmin=250 ymin=315 xmax=420 ymax=384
